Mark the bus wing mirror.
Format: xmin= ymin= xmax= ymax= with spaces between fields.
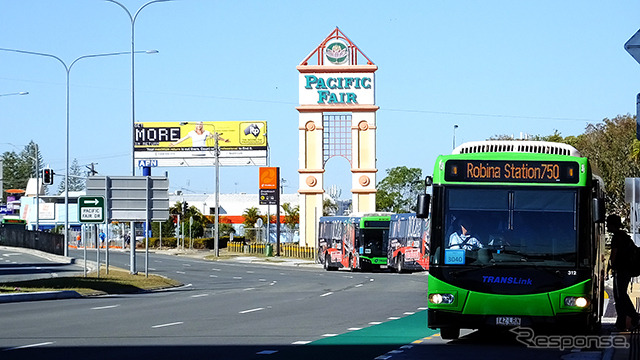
xmin=417 ymin=194 xmax=431 ymax=219
xmin=592 ymin=198 xmax=605 ymax=223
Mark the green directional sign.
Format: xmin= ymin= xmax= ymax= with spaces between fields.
xmin=78 ymin=195 xmax=105 ymax=223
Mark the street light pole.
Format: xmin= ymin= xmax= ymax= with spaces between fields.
xmin=453 ymin=124 xmax=459 ymax=150
xmin=104 ymin=0 xmax=173 ymax=177
xmin=0 ymin=48 xmax=156 ymax=256
xmin=0 ymin=91 xmax=29 ymax=97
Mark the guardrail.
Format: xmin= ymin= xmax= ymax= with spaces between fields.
xmin=227 ymin=242 xmax=315 ymax=260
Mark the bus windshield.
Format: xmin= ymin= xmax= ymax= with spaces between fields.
xmin=440 ymin=187 xmax=577 ymax=267
xmin=360 ymin=228 xmax=389 ymax=257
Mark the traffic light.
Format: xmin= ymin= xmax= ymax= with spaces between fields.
xmin=42 ymin=168 xmax=54 ymax=185
xmin=182 ymin=201 xmax=188 ymax=213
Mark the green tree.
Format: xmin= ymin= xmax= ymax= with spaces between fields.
xmin=376 ymin=166 xmax=423 ymax=213
xmin=322 ymin=198 xmax=337 ymax=216
xmin=242 ymin=207 xmax=261 ymax=241
xmin=282 ymin=202 xmax=299 ymax=230
xmin=57 ymin=158 xmax=85 ymax=194
xmin=571 ymin=114 xmax=640 ymax=216
xmin=1 ymin=141 xmax=45 ymax=202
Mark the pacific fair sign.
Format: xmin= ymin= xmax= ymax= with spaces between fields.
xmin=299 ymin=73 xmax=375 ymax=106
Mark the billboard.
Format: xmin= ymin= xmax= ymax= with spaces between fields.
xmin=134 ymin=121 xmax=267 ymax=167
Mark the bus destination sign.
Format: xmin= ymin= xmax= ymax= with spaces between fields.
xmin=444 ymin=160 xmax=580 ymax=184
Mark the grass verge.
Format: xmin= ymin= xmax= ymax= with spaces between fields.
xmin=0 ymin=266 xmax=182 ymax=296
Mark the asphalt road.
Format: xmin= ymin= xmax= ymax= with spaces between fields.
xmin=0 ymin=247 xmax=624 ymax=360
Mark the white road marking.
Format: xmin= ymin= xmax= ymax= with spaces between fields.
xmin=243 ymin=288 xmax=255 ymax=291
xmin=388 ymin=317 xmax=400 ymax=320
xmin=322 ymin=333 xmax=338 ymax=337
xmin=403 ymin=312 xmax=415 ymax=315
xmin=176 ymin=271 xmax=186 ymax=274
xmin=210 ymin=275 xmax=218 ymax=278
xmin=292 ymin=341 xmax=311 ymax=345
xmin=320 ymin=292 xmax=333 ymax=297
xmin=91 ymin=305 xmax=120 ymax=310
xmin=152 ymin=322 xmax=183 ymax=328
xmin=191 ymin=294 xmax=209 ymax=298
xmin=348 ymin=327 xmax=362 ymax=331
xmin=239 ymin=307 xmax=264 ymax=314
xmin=355 ymin=284 xmax=364 ymax=287
xmin=3 ymin=342 xmax=55 ymax=351
xmin=233 ymin=276 xmax=243 ymax=280
xmin=369 ymin=321 xmax=382 ymax=325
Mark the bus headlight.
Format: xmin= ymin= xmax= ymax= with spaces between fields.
xmin=564 ymin=296 xmax=589 ymax=308
xmin=429 ymin=293 xmax=455 ymax=305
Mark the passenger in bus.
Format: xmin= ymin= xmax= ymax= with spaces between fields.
xmin=448 ymin=218 xmax=483 ymax=251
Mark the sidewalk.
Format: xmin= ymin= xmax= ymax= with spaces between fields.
xmin=610 ymin=282 xmax=640 ymax=360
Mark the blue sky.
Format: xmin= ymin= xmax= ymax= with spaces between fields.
xmin=2 ymin=0 xmax=640 ymax=199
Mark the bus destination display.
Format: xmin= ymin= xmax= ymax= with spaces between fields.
xmin=444 ymin=160 xmax=580 ymax=183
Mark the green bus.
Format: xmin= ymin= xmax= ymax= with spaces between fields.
xmin=0 ymin=217 xmax=27 ymax=230
xmin=318 ymin=213 xmax=391 ymax=271
xmin=416 ymin=141 xmax=606 ymax=339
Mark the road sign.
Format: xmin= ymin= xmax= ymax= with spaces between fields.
xmin=626 ymin=29 xmax=640 ymax=64
xmin=259 ymin=189 xmax=278 ymax=205
xmin=259 ymin=167 xmax=278 ymax=189
xmin=86 ymin=176 xmax=169 ymax=222
xmin=78 ymin=195 xmax=105 ymax=223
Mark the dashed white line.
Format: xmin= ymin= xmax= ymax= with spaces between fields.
xmin=355 ymin=284 xmax=364 ymax=288
xmin=152 ymin=322 xmax=183 ymax=329
xmin=91 ymin=305 xmax=120 ymax=310
xmin=292 ymin=340 xmax=311 ymax=345
xmin=348 ymin=327 xmax=362 ymax=331
xmin=369 ymin=321 xmax=382 ymax=325
xmin=320 ymin=292 xmax=333 ymax=297
xmin=233 ymin=276 xmax=243 ymax=280
xmin=176 ymin=271 xmax=186 ymax=274
xmin=239 ymin=307 xmax=265 ymax=314
xmin=3 ymin=342 xmax=54 ymax=351
xmin=388 ymin=317 xmax=400 ymax=320
xmin=243 ymin=288 xmax=255 ymax=291
xmin=191 ymin=294 xmax=209 ymax=298
xmin=322 ymin=333 xmax=338 ymax=337
xmin=403 ymin=312 xmax=415 ymax=315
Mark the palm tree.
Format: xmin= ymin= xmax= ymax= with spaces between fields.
xmin=242 ymin=207 xmax=261 ymax=242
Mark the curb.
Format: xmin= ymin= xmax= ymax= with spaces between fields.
xmin=0 ymin=290 xmax=82 ymax=304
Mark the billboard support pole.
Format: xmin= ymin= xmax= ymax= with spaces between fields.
xmin=214 ymin=134 xmax=220 ymax=257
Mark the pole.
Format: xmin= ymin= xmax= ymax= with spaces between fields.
xmin=95 ymin=224 xmax=100 ymax=278
xmin=83 ymin=225 xmax=87 ymax=278
xmin=103 ymin=0 xmax=172 ymax=176
xmin=276 ymin=167 xmax=281 ymax=256
xmin=130 ymin=221 xmax=136 ymax=274
xmin=35 ymin=144 xmax=39 ymax=231
xmin=214 ymin=135 xmax=220 ymax=257
xmin=145 ymin=176 xmax=149 ymax=277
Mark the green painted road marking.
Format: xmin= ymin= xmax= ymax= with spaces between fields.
xmin=309 ymin=310 xmax=439 ymax=346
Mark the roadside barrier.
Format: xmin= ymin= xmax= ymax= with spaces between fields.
xmin=227 ymin=242 xmax=315 ymax=259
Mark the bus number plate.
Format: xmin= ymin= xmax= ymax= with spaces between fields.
xmin=496 ymin=316 xmax=521 ymax=326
